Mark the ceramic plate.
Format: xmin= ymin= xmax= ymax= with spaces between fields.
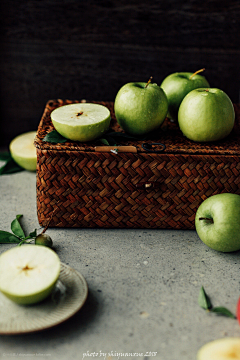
xmin=0 ymin=263 xmax=88 ymax=334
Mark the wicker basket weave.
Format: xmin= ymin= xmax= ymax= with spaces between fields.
xmin=34 ymin=99 xmax=240 ymax=229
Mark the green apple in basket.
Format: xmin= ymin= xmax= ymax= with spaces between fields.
xmin=178 ymin=88 xmax=235 ymax=142
xmin=0 ymin=245 xmax=61 ymax=305
xmin=160 ymin=69 xmax=210 ymax=121
xmin=195 ymin=193 xmax=240 ymax=252
xmin=50 ymin=103 xmax=111 ymax=142
xmin=114 ymin=78 xmax=168 ymax=136
xmin=9 ymin=131 xmax=37 ymax=171
xmin=197 ymin=337 xmax=240 ymax=360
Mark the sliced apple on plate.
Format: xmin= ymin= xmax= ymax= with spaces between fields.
xmin=0 ymin=245 xmax=61 ymax=305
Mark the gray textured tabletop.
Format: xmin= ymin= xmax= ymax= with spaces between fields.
xmin=0 ymin=168 xmax=239 ymax=360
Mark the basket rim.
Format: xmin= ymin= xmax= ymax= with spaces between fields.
xmin=34 ymin=99 xmax=240 ymax=156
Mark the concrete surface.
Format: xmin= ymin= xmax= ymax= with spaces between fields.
xmin=0 ymin=168 xmax=240 ymax=360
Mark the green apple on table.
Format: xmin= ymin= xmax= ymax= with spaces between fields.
xmin=195 ymin=193 xmax=240 ymax=252
xmin=0 ymin=245 xmax=61 ymax=305
xmin=160 ymin=69 xmax=210 ymax=121
xmin=197 ymin=337 xmax=240 ymax=360
xmin=178 ymin=88 xmax=235 ymax=142
xmin=114 ymin=78 xmax=168 ymax=136
xmin=51 ymin=103 xmax=111 ymax=142
xmin=9 ymin=131 xmax=37 ymax=171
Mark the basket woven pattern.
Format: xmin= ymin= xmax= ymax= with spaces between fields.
xmin=35 ymin=100 xmax=240 ymax=229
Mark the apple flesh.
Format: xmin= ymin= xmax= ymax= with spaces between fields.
xmin=197 ymin=337 xmax=240 ymax=360
xmin=114 ymin=81 xmax=168 ymax=136
xmin=195 ymin=193 xmax=240 ymax=252
xmin=178 ymin=88 xmax=235 ymax=142
xmin=0 ymin=245 xmax=61 ymax=305
xmin=51 ymin=103 xmax=111 ymax=142
xmin=160 ymin=71 xmax=210 ymax=121
xmin=9 ymin=131 xmax=37 ymax=171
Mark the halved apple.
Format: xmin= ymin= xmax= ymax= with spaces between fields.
xmin=0 ymin=245 xmax=61 ymax=305
xmin=50 ymin=103 xmax=111 ymax=142
xmin=9 ymin=131 xmax=37 ymax=171
xmin=197 ymin=338 xmax=240 ymax=360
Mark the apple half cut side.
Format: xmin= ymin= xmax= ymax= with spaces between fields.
xmin=9 ymin=131 xmax=37 ymax=171
xmin=197 ymin=337 xmax=240 ymax=360
xmin=0 ymin=245 xmax=61 ymax=305
xmin=50 ymin=103 xmax=111 ymax=142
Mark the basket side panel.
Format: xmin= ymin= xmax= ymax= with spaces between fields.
xmin=36 ymin=149 xmax=240 ymax=229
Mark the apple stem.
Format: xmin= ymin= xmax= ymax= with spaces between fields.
xmin=199 ymin=217 xmax=214 ymax=223
xmin=189 ymin=68 xmax=205 ymax=80
xmin=145 ymin=76 xmax=153 ymax=88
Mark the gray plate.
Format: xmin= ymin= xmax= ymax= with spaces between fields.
xmin=0 ymin=263 xmax=88 ymax=335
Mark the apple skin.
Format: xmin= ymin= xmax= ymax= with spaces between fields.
xmin=160 ymin=72 xmax=210 ymax=121
xmin=114 ymin=82 xmax=168 ymax=136
xmin=195 ymin=193 xmax=240 ymax=252
xmin=178 ymin=88 xmax=235 ymax=142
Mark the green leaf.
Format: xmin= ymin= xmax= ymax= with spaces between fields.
xmin=28 ymin=229 xmax=37 ymax=238
xmin=211 ymin=307 xmax=236 ymax=319
xmin=98 ymin=138 xmax=110 ymax=146
xmin=43 ymin=130 xmax=68 ymax=143
xmin=11 ymin=215 xmax=25 ymax=239
xmin=0 ymin=157 xmax=24 ymax=175
xmin=198 ymin=286 xmax=212 ymax=310
xmin=0 ymin=152 xmax=11 ymax=161
xmin=0 ymin=230 xmax=21 ymax=243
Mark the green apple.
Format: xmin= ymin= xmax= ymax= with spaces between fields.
xmin=114 ymin=80 xmax=168 ymax=136
xmin=197 ymin=337 xmax=240 ymax=360
xmin=51 ymin=103 xmax=111 ymax=142
xmin=160 ymin=69 xmax=210 ymax=121
xmin=178 ymin=88 xmax=235 ymax=142
xmin=195 ymin=193 xmax=240 ymax=252
xmin=35 ymin=233 xmax=53 ymax=248
xmin=9 ymin=131 xmax=37 ymax=171
xmin=0 ymin=245 xmax=61 ymax=305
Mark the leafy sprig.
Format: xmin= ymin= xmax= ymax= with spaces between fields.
xmin=198 ymin=286 xmax=236 ymax=319
xmin=0 ymin=215 xmax=37 ymax=246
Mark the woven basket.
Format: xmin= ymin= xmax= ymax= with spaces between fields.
xmin=34 ymin=99 xmax=240 ymax=229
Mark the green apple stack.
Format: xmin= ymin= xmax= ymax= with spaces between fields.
xmin=160 ymin=69 xmax=210 ymax=121
xmin=114 ymin=79 xmax=168 ymax=136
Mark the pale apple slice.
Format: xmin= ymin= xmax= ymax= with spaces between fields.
xmin=50 ymin=103 xmax=111 ymax=142
xmin=9 ymin=131 xmax=37 ymax=171
xmin=0 ymin=245 xmax=61 ymax=305
xmin=197 ymin=337 xmax=240 ymax=360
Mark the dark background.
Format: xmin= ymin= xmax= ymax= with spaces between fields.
xmin=0 ymin=0 xmax=240 ymax=146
